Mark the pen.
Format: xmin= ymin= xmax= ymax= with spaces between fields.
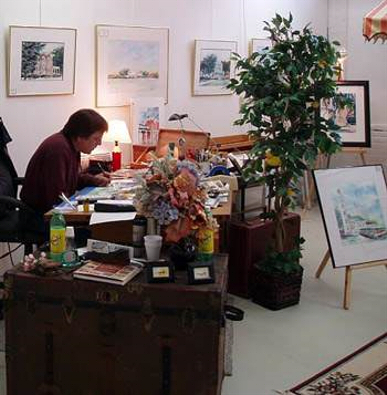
xmin=59 ymin=192 xmax=77 ymax=210
xmin=97 ymin=163 xmax=105 ymax=173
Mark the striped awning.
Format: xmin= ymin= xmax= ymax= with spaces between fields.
xmin=363 ymin=0 xmax=387 ymax=42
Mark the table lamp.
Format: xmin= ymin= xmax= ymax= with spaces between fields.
xmin=104 ymin=120 xmax=132 ymax=170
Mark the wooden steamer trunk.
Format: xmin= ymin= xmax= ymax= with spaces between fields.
xmin=5 ymin=255 xmax=228 ymax=395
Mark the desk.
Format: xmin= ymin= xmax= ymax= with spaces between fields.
xmin=5 ymin=254 xmax=228 ymax=395
xmin=44 ymin=189 xmax=232 ymax=248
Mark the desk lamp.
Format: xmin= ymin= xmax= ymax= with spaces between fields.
xmin=104 ymin=120 xmax=132 ymax=170
xmin=168 ymin=113 xmax=188 ymax=159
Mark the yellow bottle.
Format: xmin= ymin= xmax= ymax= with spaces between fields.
xmin=50 ymin=211 xmax=66 ymax=262
xmin=198 ymin=227 xmax=214 ymax=261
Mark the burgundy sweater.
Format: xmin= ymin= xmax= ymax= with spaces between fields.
xmin=21 ymin=132 xmax=96 ymax=213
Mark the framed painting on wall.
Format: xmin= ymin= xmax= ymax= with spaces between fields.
xmin=8 ymin=25 xmax=76 ymax=96
xmin=96 ymin=25 xmax=169 ymax=107
xmin=320 ymin=80 xmax=371 ymax=147
xmin=313 ymin=165 xmax=387 ymax=268
xmin=130 ymin=97 xmax=165 ymax=145
xmin=250 ymin=38 xmax=272 ymax=55
xmin=193 ymin=39 xmax=237 ymax=96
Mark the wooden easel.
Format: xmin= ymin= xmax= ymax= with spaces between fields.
xmin=315 ymin=253 xmax=387 ymax=310
xmin=313 ymin=148 xmax=387 ymax=309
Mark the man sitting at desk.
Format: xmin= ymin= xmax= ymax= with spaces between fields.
xmin=21 ymin=108 xmax=111 ymax=219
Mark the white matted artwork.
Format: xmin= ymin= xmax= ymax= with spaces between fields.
xmin=8 ymin=25 xmax=76 ymax=96
xmin=193 ymin=39 xmax=237 ymax=96
xmin=313 ymin=165 xmax=387 ymax=268
xmin=130 ymin=97 xmax=165 ymax=145
xmin=250 ymin=38 xmax=272 ymax=55
xmin=96 ymin=25 xmax=169 ymax=107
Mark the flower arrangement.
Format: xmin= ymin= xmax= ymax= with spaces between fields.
xmin=134 ymin=154 xmax=217 ymax=243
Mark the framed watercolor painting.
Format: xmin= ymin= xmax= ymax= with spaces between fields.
xmin=320 ymin=80 xmax=371 ymax=147
xmin=8 ymin=26 xmax=76 ymax=96
xmin=96 ymin=25 xmax=169 ymax=107
xmin=193 ymin=39 xmax=237 ymax=96
xmin=130 ymin=97 xmax=165 ymax=145
xmin=313 ymin=165 xmax=387 ymax=268
xmin=250 ymin=38 xmax=272 ymax=55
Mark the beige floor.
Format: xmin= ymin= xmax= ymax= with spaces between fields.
xmin=0 ymin=207 xmax=386 ymax=395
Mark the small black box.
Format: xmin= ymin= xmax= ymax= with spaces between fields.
xmin=187 ymin=260 xmax=215 ymax=285
xmin=146 ymin=260 xmax=175 ymax=283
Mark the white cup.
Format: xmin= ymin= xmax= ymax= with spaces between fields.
xmin=144 ymin=235 xmax=163 ymax=261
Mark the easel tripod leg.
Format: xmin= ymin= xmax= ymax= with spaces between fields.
xmin=343 ymin=266 xmax=352 ymax=310
xmin=315 ymin=250 xmax=330 ymax=278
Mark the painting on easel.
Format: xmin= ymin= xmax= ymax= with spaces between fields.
xmin=320 ymin=80 xmax=371 ymax=147
xmin=313 ymin=165 xmax=387 ymax=268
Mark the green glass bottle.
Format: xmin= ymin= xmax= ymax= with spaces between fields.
xmin=50 ymin=210 xmax=66 ymax=262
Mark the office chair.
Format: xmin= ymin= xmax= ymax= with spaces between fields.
xmin=0 ymin=126 xmax=45 ymax=263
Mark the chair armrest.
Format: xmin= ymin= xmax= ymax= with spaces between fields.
xmin=0 ymin=195 xmax=35 ymax=215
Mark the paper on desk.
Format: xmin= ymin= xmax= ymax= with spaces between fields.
xmin=89 ymin=211 xmax=136 ymax=225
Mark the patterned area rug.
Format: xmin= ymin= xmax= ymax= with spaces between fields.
xmin=288 ymin=332 xmax=387 ymax=395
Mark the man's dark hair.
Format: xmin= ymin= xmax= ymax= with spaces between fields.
xmin=62 ymin=109 xmax=108 ymax=139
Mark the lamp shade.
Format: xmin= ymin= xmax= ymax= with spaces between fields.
xmin=104 ymin=120 xmax=132 ymax=143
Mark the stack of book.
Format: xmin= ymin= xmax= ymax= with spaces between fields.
xmin=73 ymin=260 xmax=143 ymax=286
xmin=73 ymin=240 xmax=142 ymax=285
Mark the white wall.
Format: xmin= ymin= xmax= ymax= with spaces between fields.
xmin=0 ymin=0 xmax=366 ymax=177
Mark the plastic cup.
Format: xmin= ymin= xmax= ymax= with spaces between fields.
xmin=144 ymin=235 xmax=163 ymax=261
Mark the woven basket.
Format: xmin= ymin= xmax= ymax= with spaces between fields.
xmin=251 ymin=266 xmax=303 ymax=310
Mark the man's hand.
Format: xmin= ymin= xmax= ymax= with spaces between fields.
xmin=93 ymin=172 xmax=111 ymax=186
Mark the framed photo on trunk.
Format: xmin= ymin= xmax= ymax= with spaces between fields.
xmin=320 ymin=80 xmax=371 ymax=147
xmin=313 ymin=165 xmax=387 ymax=268
xmin=8 ymin=25 xmax=76 ymax=96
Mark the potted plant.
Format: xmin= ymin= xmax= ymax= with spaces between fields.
xmin=228 ymin=14 xmax=342 ymax=309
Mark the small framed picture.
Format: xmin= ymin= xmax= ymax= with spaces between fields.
xmin=193 ymin=39 xmax=237 ymax=96
xmin=320 ymin=80 xmax=371 ymax=147
xmin=250 ymin=38 xmax=272 ymax=55
xmin=8 ymin=25 xmax=76 ymax=96
xmin=146 ymin=260 xmax=175 ymax=283
xmin=313 ymin=165 xmax=387 ymax=268
xmin=187 ymin=261 xmax=215 ymax=285
xmin=130 ymin=97 xmax=165 ymax=145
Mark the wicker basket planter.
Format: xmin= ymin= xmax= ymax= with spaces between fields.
xmin=251 ymin=265 xmax=304 ymax=310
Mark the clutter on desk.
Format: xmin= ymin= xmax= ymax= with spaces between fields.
xmin=200 ymin=179 xmax=230 ymax=208
xmin=75 ymin=186 xmax=115 ymax=201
